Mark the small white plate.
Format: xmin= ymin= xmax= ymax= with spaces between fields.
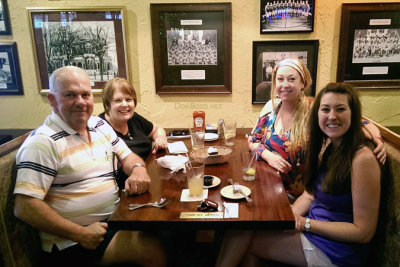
xmin=205 ymin=133 xmax=219 ymax=141
xmin=220 ymin=185 xmax=251 ymax=200
xmin=203 ymin=175 xmax=221 ymax=189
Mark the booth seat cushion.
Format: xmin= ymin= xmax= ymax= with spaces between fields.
xmin=0 ymin=149 xmax=40 ymax=267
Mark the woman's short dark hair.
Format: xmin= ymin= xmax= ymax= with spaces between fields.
xmin=102 ymin=78 xmax=137 ymax=115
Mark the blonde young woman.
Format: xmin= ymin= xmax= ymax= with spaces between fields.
xmin=248 ymin=58 xmax=386 ymax=201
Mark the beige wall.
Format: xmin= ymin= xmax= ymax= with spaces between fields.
xmin=1 ymin=0 xmax=399 ymax=130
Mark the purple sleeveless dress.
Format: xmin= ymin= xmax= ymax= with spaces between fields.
xmin=304 ymin=170 xmax=370 ymax=267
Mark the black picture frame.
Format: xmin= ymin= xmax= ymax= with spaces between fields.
xmin=150 ymin=3 xmax=232 ymax=94
xmin=252 ymin=40 xmax=318 ymax=104
xmin=0 ymin=0 xmax=11 ymax=35
xmin=27 ymin=7 xmax=129 ymax=94
xmin=0 ymin=42 xmax=23 ymax=95
xmin=337 ymin=3 xmax=400 ymax=89
xmin=260 ymin=0 xmax=315 ymax=34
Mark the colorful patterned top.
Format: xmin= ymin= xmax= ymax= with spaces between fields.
xmin=250 ymin=108 xmax=305 ymax=196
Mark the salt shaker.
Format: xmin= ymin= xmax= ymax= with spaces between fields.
xmin=218 ymin=119 xmax=224 ymax=138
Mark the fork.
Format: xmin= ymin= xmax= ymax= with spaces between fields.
xmin=129 ymin=198 xmax=171 ymax=210
xmin=228 ymin=179 xmax=252 ymax=202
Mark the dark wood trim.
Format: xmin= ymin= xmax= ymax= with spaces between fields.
xmin=0 ymin=132 xmax=30 ymax=158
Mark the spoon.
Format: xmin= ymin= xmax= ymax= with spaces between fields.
xmin=129 ymin=198 xmax=171 ymax=210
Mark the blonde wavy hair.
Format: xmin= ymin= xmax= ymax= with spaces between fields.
xmin=270 ymin=58 xmax=312 ymax=152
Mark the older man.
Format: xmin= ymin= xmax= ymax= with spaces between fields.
xmin=13 ymin=66 xmax=165 ymax=266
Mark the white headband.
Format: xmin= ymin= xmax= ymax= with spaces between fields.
xmin=276 ymin=58 xmax=306 ymax=83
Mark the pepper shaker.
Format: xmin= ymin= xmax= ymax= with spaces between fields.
xmin=218 ymin=119 xmax=224 ymax=138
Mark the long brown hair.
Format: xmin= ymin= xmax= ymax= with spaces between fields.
xmin=304 ymin=83 xmax=364 ymax=194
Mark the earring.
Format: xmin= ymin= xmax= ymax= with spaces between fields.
xmin=299 ymin=90 xmax=305 ymax=99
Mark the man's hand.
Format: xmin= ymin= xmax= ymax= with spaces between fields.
xmin=125 ymin=166 xmax=151 ymax=195
xmin=77 ymin=222 xmax=108 ymax=250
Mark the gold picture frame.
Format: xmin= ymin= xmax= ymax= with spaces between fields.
xmin=27 ymin=7 xmax=130 ymax=94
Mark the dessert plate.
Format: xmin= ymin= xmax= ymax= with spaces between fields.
xmin=205 ymin=133 xmax=219 ymax=141
xmin=203 ymin=175 xmax=221 ymax=189
xmin=220 ymin=185 xmax=251 ymax=200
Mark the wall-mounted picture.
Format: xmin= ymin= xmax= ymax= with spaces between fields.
xmin=260 ymin=0 xmax=315 ymax=33
xmin=0 ymin=0 xmax=11 ymax=35
xmin=27 ymin=7 xmax=129 ymax=94
xmin=252 ymin=40 xmax=318 ymax=104
xmin=0 ymin=42 xmax=23 ymax=95
xmin=150 ymin=3 xmax=232 ymax=94
xmin=337 ymin=3 xmax=400 ymax=89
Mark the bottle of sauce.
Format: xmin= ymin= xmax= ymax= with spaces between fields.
xmin=193 ymin=111 xmax=206 ymax=130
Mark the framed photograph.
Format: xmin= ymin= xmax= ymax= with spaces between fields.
xmin=252 ymin=40 xmax=318 ymax=104
xmin=337 ymin=3 xmax=400 ymax=89
xmin=27 ymin=7 xmax=129 ymax=94
xmin=0 ymin=42 xmax=23 ymax=95
xmin=0 ymin=0 xmax=11 ymax=35
xmin=260 ymin=0 xmax=315 ymax=33
xmin=150 ymin=3 xmax=232 ymax=94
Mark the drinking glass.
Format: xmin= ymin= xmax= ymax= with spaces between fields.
xmin=223 ymin=120 xmax=237 ymax=146
xmin=185 ymin=161 xmax=204 ymax=196
xmin=241 ymin=151 xmax=256 ymax=181
xmin=190 ymin=129 xmax=205 ymax=151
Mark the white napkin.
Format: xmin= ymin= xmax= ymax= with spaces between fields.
xmin=156 ymin=155 xmax=188 ymax=173
xmin=223 ymin=202 xmax=239 ymax=218
xmin=180 ymin=189 xmax=208 ymax=202
xmin=168 ymin=141 xmax=188 ymax=154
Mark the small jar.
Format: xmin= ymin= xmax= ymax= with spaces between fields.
xmin=193 ymin=111 xmax=206 ymax=130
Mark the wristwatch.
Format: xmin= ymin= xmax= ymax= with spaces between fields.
xmin=304 ymin=218 xmax=311 ymax=232
xmin=132 ymin=163 xmax=145 ymax=170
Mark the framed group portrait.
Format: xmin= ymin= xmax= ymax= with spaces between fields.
xmin=0 ymin=42 xmax=23 ymax=95
xmin=0 ymin=0 xmax=11 ymax=35
xmin=260 ymin=0 xmax=315 ymax=34
xmin=27 ymin=7 xmax=129 ymax=94
xmin=252 ymin=40 xmax=318 ymax=104
xmin=337 ymin=3 xmax=400 ymax=89
xmin=150 ymin=3 xmax=232 ymax=94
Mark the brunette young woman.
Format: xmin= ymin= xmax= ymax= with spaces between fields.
xmin=217 ymin=83 xmax=381 ymax=267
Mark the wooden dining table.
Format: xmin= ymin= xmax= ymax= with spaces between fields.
xmin=108 ymin=131 xmax=295 ymax=231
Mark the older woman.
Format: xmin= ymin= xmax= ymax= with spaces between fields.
xmin=99 ymin=77 xmax=167 ymax=160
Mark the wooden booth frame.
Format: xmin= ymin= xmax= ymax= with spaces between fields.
xmin=337 ymin=3 xmax=400 ymax=89
xmin=150 ymin=3 xmax=232 ymax=94
xmin=0 ymin=42 xmax=23 ymax=95
xmin=27 ymin=7 xmax=129 ymax=94
xmin=260 ymin=0 xmax=315 ymax=34
xmin=252 ymin=40 xmax=318 ymax=104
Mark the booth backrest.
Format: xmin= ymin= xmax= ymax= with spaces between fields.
xmin=364 ymin=118 xmax=400 ymax=267
xmin=0 ymin=132 xmax=41 ymax=267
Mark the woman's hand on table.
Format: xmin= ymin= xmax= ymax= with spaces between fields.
xmin=152 ymin=135 xmax=168 ymax=154
xmin=263 ymin=150 xmax=292 ymax=174
xmin=295 ymin=215 xmax=306 ymax=232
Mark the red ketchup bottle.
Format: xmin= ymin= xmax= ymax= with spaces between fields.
xmin=193 ymin=111 xmax=206 ymax=130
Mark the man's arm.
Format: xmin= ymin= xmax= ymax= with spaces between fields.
xmin=120 ymin=153 xmax=151 ymax=195
xmin=14 ymin=194 xmax=107 ymax=250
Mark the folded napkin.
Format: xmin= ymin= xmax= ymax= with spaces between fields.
xmin=156 ymin=155 xmax=188 ymax=173
xmin=168 ymin=141 xmax=188 ymax=154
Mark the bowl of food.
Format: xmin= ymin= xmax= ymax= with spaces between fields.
xmin=190 ymin=146 xmax=232 ymax=165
